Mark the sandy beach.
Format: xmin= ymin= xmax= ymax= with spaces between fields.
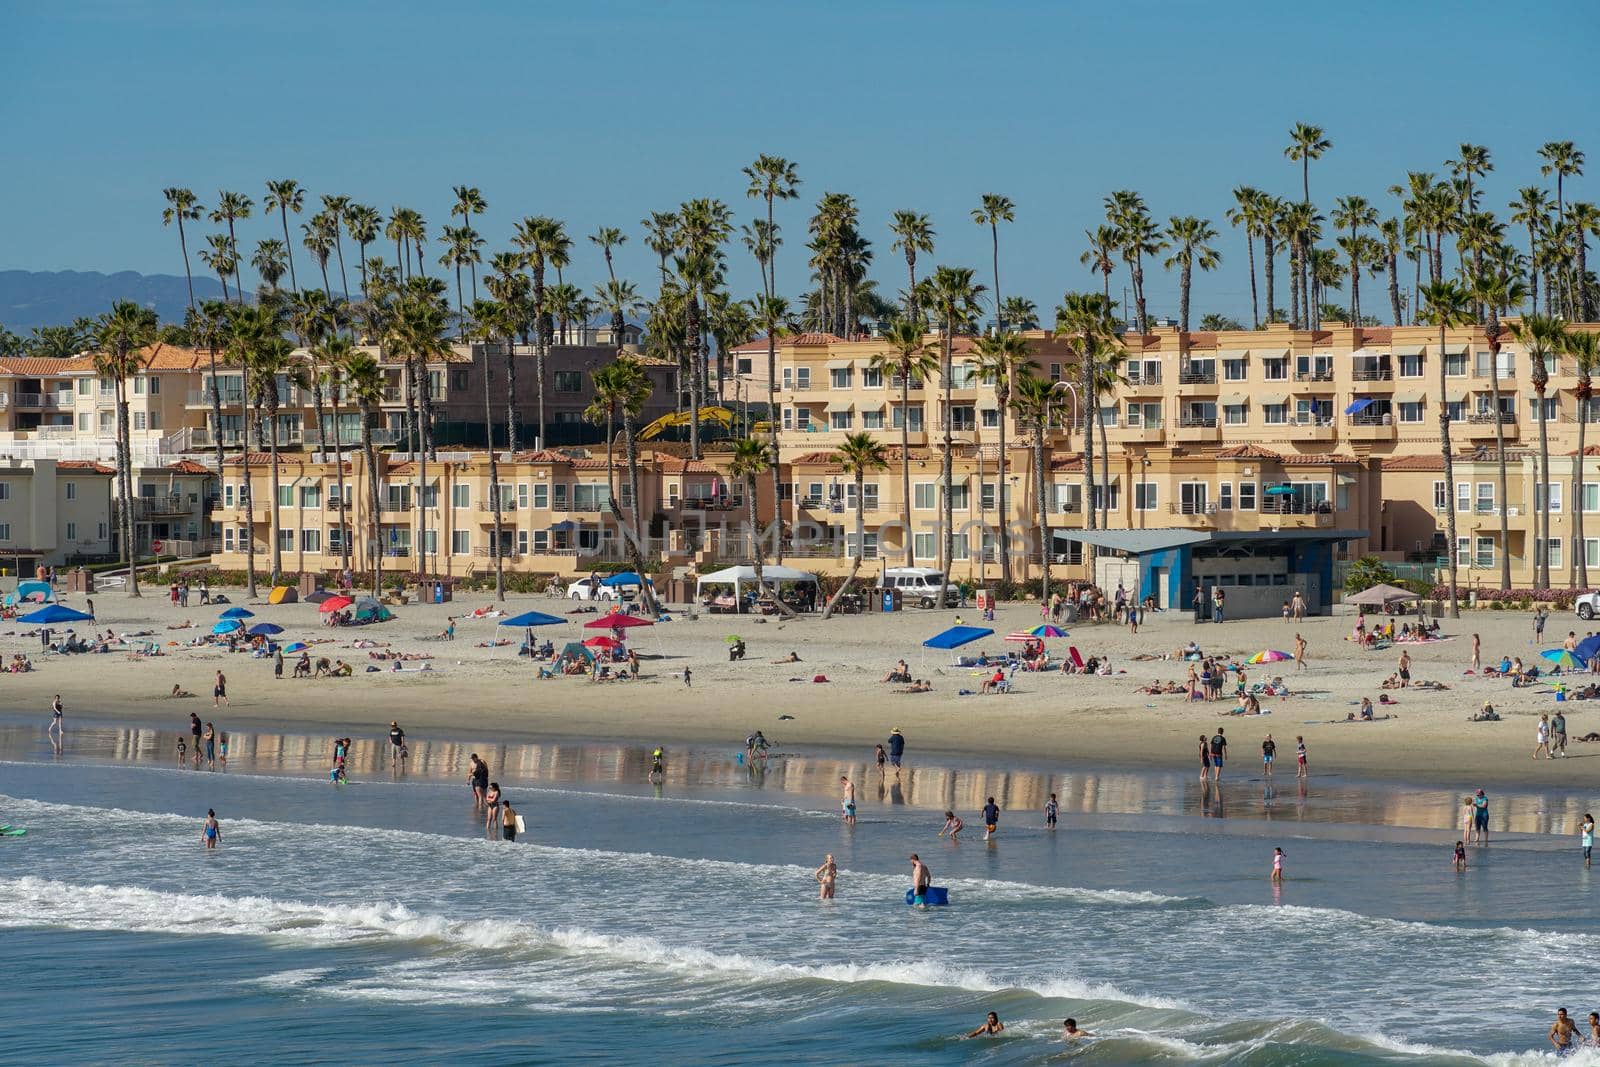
xmin=3 ymin=586 xmax=1595 ymax=789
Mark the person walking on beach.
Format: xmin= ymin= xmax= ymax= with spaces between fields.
xmin=1295 ymin=735 xmax=1307 ymax=778
xmin=48 ymin=694 xmax=63 ymax=742
xmin=213 ymin=670 xmax=228 ymax=708
xmin=939 ymin=811 xmax=964 ymax=840
xmin=682 ymin=666 xmax=692 ymax=688
xmin=1198 ymin=734 xmax=1212 ymax=781
xmin=1209 ymin=729 xmax=1228 ymax=781
xmin=500 ymin=800 xmax=518 ymax=842
xmin=1534 ymin=714 xmax=1552 ymax=759
xmin=1472 ymin=789 xmax=1490 ymax=843
xmin=1293 ymin=633 xmax=1308 ymax=671
xmin=485 ymin=782 xmax=502 ymax=834
xmin=1262 ymin=734 xmax=1276 ymax=777
xmin=909 ymin=854 xmax=931 ymax=909
xmin=840 ymin=776 xmax=856 ymax=825
xmin=1291 ymin=590 xmax=1306 ymax=621
xmin=1583 ymin=813 xmax=1594 ymax=869
xmin=1471 ymin=633 xmax=1481 ymax=672
xmin=388 ymin=721 xmax=406 ymax=770
xmin=874 ymin=744 xmax=887 ymax=772
xmin=1534 ymin=607 xmax=1549 ymax=645
xmin=1045 ymin=792 xmax=1059 ymax=830
xmin=273 ymin=647 xmax=283 ymax=680
xmin=981 ymin=796 xmax=1000 ymax=841
xmin=201 ymin=809 xmax=221 ymax=850
xmin=887 ymin=727 xmax=905 ymax=769
xmin=814 ymin=854 xmax=837 ymax=900
xmin=1552 ymin=710 xmax=1568 ymax=757
xmin=1396 ymin=649 xmax=1411 ymax=689
xmin=1270 ymin=847 xmax=1284 ymax=883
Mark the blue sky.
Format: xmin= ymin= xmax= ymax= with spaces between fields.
xmin=5 ymin=0 xmax=1596 ymax=323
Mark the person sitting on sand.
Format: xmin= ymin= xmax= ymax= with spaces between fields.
xmin=330 ymin=659 xmax=352 ymax=677
xmin=882 ymin=660 xmax=911 ymax=684
xmin=1359 ymin=697 xmax=1375 ymax=720
xmin=169 ymin=684 xmax=194 ymax=698
xmin=980 ymin=668 xmax=1006 ymax=695
xmin=1469 ymin=701 xmax=1500 ymax=722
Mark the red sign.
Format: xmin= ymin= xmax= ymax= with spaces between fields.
xmin=152 ymin=540 xmax=164 ymax=553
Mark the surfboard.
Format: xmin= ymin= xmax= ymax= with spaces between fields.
xmin=0 ymin=826 xmax=27 ymax=837
xmin=903 ymin=886 xmax=949 ymax=906
xmin=515 ymin=815 xmax=527 ymax=834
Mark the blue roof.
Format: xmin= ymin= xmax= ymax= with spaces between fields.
xmin=923 ymin=625 xmax=995 ymax=650
xmin=500 ymin=611 xmax=565 ymax=627
xmin=19 ymin=604 xmax=93 ymax=624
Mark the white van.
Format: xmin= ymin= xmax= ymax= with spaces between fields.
xmin=883 ymin=567 xmax=961 ymax=608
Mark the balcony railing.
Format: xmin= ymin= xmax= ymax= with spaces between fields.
xmin=188 ymin=388 xmax=247 ymax=406
xmin=1177 ymin=369 xmax=1216 ymax=385
xmin=473 ymin=546 xmax=523 ymax=561
xmin=478 ymin=499 xmax=520 ymax=512
xmin=1260 ymin=497 xmax=1334 ymax=516
xmin=115 ymin=494 xmax=191 ymax=519
xmin=1348 ymin=412 xmax=1393 ymax=427
xmin=1170 ymin=501 xmax=1213 ymax=515
xmin=1122 ymin=418 xmax=1164 ymax=430
xmin=1289 ymin=415 xmax=1336 ymax=428
xmin=379 ymin=499 xmax=413 ymax=512
xmin=1125 ymin=369 xmax=1162 ymax=385
xmin=1351 ymin=367 xmax=1393 ymax=381
xmin=1293 ymin=368 xmax=1335 ymax=382
xmin=1177 ymin=415 xmax=1217 ymax=429
xmin=1468 ymin=411 xmax=1517 ymax=425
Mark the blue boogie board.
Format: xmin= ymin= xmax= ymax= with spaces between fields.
xmin=904 ymin=886 xmax=949 ymax=906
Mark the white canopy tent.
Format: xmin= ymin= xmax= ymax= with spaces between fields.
xmin=696 ymin=564 xmax=819 ymax=603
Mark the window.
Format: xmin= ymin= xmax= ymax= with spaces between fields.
xmin=533 ymin=530 xmax=549 ymax=552
xmin=452 ymin=530 xmax=471 ymax=555
xmin=301 ymin=529 xmax=321 ymax=552
xmin=1530 ymin=397 xmax=1557 ymax=422
xmin=1223 ymin=404 xmax=1247 ymax=426
xmin=1126 ymin=402 xmax=1161 ymax=428
xmin=149 ymin=376 xmax=159 ymax=394
xmin=846 ymin=531 xmax=879 ymax=559
xmin=1262 ymin=404 xmax=1287 ymax=425
xmin=1433 ymin=481 xmax=1447 ymax=512
xmin=554 ymin=371 xmax=582 ymax=392
xmin=1475 ymin=350 xmax=1515 ymax=378
xmin=133 ymin=377 xmax=145 ymax=395
xmin=1456 ymin=482 xmax=1471 ymax=512
xmin=77 ymin=379 xmax=90 ymax=396
xmin=1135 ymin=482 xmax=1159 ymax=511
xmin=1587 ymin=538 xmax=1600 ymax=570
xmin=533 ymin=483 xmax=549 ymax=509
xmin=736 ymin=358 xmax=752 ymax=375
xmin=78 ymin=413 xmax=90 ymax=431
xmin=795 ymin=407 xmax=811 ymax=431
xmin=862 ymin=367 xmax=883 ymax=388
xmin=98 ymin=521 xmax=108 ymax=540
xmin=1538 ymin=537 xmax=1563 ymax=569
xmin=1536 ymin=482 xmax=1563 ymax=512
xmin=781 ymin=407 xmax=792 ymax=430
xmin=892 ymin=406 xmax=924 ymax=432
xmin=0 ymin=483 xmax=9 ymax=500
xmin=1399 ymin=354 xmax=1423 ymax=378
xmin=517 ymin=530 xmax=529 ymax=554
xmin=278 ymin=528 xmax=295 ymax=551
xmin=830 ymin=367 xmax=852 ymax=389
xmin=573 ymin=484 xmax=611 ymax=510
xmin=451 ymin=484 xmax=470 ymax=509
xmin=554 ymin=411 xmax=583 ymax=425
xmin=1262 ymin=358 xmax=1288 ymax=381
xmin=830 ymin=410 xmax=852 ymax=430
xmin=0 ymin=523 xmax=11 ymax=540
xmin=552 ymin=484 xmax=568 ymax=510
xmin=149 ymin=411 xmax=161 ymax=430
xmin=913 ymin=532 xmax=937 ymax=560
xmin=1475 ymin=483 xmax=1495 ymax=513
xmin=133 ymin=411 xmax=146 ymax=430
xmin=913 ymin=483 xmax=937 ymax=510
xmin=1049 ymin=362 xmax=1062 ymax=382
xmin=1398 ymin=401 xmax=1424 ymax=423
xmin=65 ymin=521 xmax=76 ymax=541
xmin=1445 ymin=352 xmax=1468 ymax=376
xmin=1586 ymin=483 xmax=1600 ymax=513
xmin=1237 ymin=481 xmax=1256 ymax=511
xmin=981 ymin=408 xmax=999 ymax=429
xmin=949 ymin=483 xmax=971 ymax=509
xmin=1223 ymin=358 xmax=1248 ymax=381
xmin=65 ymin=482 xmax=76 ymax=500
xmin=948 ymin=405 xmax=975 ymax=432
xmin=328 ymin=526 xmax=344 ymax=552
xmin=980 ymin=482 xmax=996 ymax=510
xmin=795 ymin=367 xmax=811 ymax=390
xmin=419 ymin=529 xmax=437 ymax=554
xmin=300 ymin=485 xmax=321 ymax=508
xmin=1218 ymin=482 xmax=1233 ymax=511
xmin=1445 ymin=400 xmax=1466 ymax=422
xmin=278 ymin=485 xmax=294 ymax=507
xmin=1178 ymin=482 xmax=1208 ymax=514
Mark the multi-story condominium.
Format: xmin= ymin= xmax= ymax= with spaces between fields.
xmin=0 ymin=348 xmax=202 ymax=463
xmin=0 ymin=459 xmax=116 ymax=571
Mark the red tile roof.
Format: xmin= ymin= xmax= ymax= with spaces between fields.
xmin=56 ymin=460 xmax=116 ymax=474
xmin=1279 ymin=452 xmax=1360 ymax=466
xmin=730 ymin=332 xmax=846 ymax=353
xmin=0 ymin=357 xmax=78 ymax=375
xmin=1379 ymin=455 xmax=1445 ymax=471
xmin=1216 ymin=444 xmax=1282 ymax=461
xmin=168 ymin=460 xmax=214 ymax=475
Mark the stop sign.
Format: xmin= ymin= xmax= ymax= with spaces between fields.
xmin=152 ymin=539 xmax=164 ymax=553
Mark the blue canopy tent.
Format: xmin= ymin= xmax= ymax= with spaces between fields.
xmin=922 ymin=625 xmax=995 ymax=649
xmin=1344 ymin=398 xmax=1375 ymax=415
xmin=499 ymin=611 xmax=564 ymax=627
xmin=248 ymin=623 xmax=285 ymax=636
xmin=19 ymin=604 xmax=93 ymax=624
xmin=1575 ymin=634 xmax=1600 ymax=665
xmin=600 ymin=572 xmax=652 ymax=588
xmin=219 ymin=607 xmax=255 ymax=619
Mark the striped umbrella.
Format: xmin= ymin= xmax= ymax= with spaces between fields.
xmin=1246 ymin=650 xmax=1294 ymax=664
xmin=1029 ymin=624 xmax=1069 ymax=638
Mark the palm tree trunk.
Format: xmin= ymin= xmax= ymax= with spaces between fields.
xmin=330 ymin=389 xmax=352 ymax=576
xmin=455 ymin=265 xmax=466 ymax=339
xmin=938 ymin=329 xmax=954 ymax=607
xmin=1263 ymin=236 xmax=1277 ymax=324
xmin=1579 ymin=387 xmax=1592 ymax=590
xmin=1245 ymin=232 xmax=1259 ymax=328
xmin=1081 ymin=350 xmax=1097 ymax=532
xmin=1388 ymin=252 xmax=1402 ymax=326
xmin=1098 ymin=405 xmax=1111 ymax=530
xmin=1439 ymin=322 xmax=1460 ymax=617
xmin=113 ymin=378 xmax=136 ymax=595
xmin=1486 ymin=337 xmax=1512 ymax=591
xmin=687 ymin=295 xmax=702 ymax=460
xmin=900 ymin=372 xmax=914 ymax=567
xmin=1288 ymin=244 xmax=1300 ymax=327
xmin=990 ymin=226 xmax=1002 ymax=333
xmin=280 ymin=208 xmax=298 ymax=291
xmin=997 ymin=381 xmax=1012 ymax=584
xmin=768 ymin=332 xmax=782 ymax=563
xmin=361 ymin=409 xmax=381 ymax=596
xmin=418 ymin=445 xmax=430 ymax=583
xmin=207 ymin=344 xmax=226 ymax=481
xmin=334 ymin=233 xmax=349 ymax=300
xmin=484 ymin=351 xmax=504 ymax=601
xmin=420 ymin=358 xmax=436 ymax=462
xmin=503 ymin=338 xmax=519 ymax=453
xmin=821 ymin=470 xmax=866 ymax=620
xmin=1527 ymin=224 xmax=1540 ymax=314
xmin=267 ymin=400 xmax=283 ymax=585
xmin=1179 ymin=262 xmax=1192 ymax=333
xmin=1034 ymin=425 xmax=1050 ymax=602
xmin=1538 ymin=385 xmax=1552 ymax=590
xmin=240 ymin=363 xmax=258 ymax=599
xmin=178 ymin=218 xmax=196 ymax=314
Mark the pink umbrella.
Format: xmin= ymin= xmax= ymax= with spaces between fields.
xmin=584 ymin=635 xmax=622 ymax=649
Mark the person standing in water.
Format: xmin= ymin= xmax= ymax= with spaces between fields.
xmin=840 ymin=776 xmax=856 ymax=826
xmin=1045 ymin=792 xmax=1059 ymax=830
xmin=939 ymin=811 xmax=964 ymax=840
xmin=1209 ymin=729 xmax=1228 ymax=781
xmin=1262 ymin=734 xmax=1276 ymax=778
xmin=485 ymin=782 xmax=503 ymax=835
xmin=1295 ymin=735 xmax=1308 ymax=779
xmin=501 ymin=800 xmax=518 ymax=842
xmin=965 ymin=1013 xmax=1004 ymax=1038
xmin=48 ymin=694 xmax=63 ymax=742
xmin=1583 ymin=813 xmax=1594 ymax=869
xmin=1472 ymin=789 xmax=1490 ymax=843
xmin=203 ymin=722 xmax=217 ymax=770
xmin=388 ymin=720 xmax=407 ymax=771
xmin=649 ymin=746 xmax=665 ymax=782
xmin=981 ymin=796 xmax=1000 ymax=841
xmin=909 ymin=854 xmax=931 ymax=909
xmin=1271 ymin=847 xmax=1284 ymax=883
xmin=201 ymin=809 xmax=220 ymax=850
xmin=814 ymin=854 xmax=837 ymax=900
xmin=1550 ymin=1008 xmax=1578 ymax=1055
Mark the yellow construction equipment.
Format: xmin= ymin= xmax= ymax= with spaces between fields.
xmin=638 ymin=407 xmax=735 ymax=440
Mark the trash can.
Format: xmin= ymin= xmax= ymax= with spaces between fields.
xmin=881 ymin=587 xmax=902 ymax=613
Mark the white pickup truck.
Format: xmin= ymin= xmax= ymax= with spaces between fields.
xmin=1576 ymin=592 xmax=1600 ymax=620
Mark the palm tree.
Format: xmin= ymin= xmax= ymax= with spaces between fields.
xmin=822 ymin=432 xmax=890 ymax=619
xmin=249 ymin=335 xmax=297 ymax=586
xmin=1010 ymin=372 xmax=1066 ymax=602
xmin=302 ymin=213 xmax=337 ymax=298
xmin=972 ymin=194 xmax=1016 ymax=332
xmin=743 ymin=154 xmax=801 ymax=299
xmin=1105 ymin=192 xmax=1162 ymax=333
xmin=1332 ymin=196 xmax=1378 ymax=323
xmin=1000 ymin=297 xmax=1038 ymax=330
xmin=227 ymin=304 xmax=276 ymax=598
xmin=1539 ymin=141 xmax=1586 ymax=226
xmin=1259 ymin=195 xmax=1284 ymax=323
xmin=1567 ymin=329 xmax=1600 ymax=589
xmin=1567 ymin=202 xmax=1599 ymax=321
xmin=750 ymin=294 xmax=790 ymax=558
xmin=1055 ymin=292 xmax=1116 ymax=534
xmin=264 ymin=180 xmax=304 ymax=291
xmin=1509 ymin=315 xmax=1568 ymax=590
xmin=1471 ymin=265 xmax=1528 ymax=591
xmin=314 ymin=334 xmax=356 ymax=576
xmin=1284 ymin=123 xmax=1332 ymax=205
xmin=344 ymin=353 xmax=386 ymax=595
xmin=252 ymin=239 xmax=288 ymax=291
xmin=200 ymin=234 xmax=239 ymax=304
xmin=588 ymin=355 xmax=659 ymax=613
xmin=1079 ymin=225 xmax=1120 ymax=308
xmin=641 ymin=211 xmax=680 ymax=285
xmin=1380 ymin=218 xmax=1405 ymax=325
xmin=589 ymin=225 xmax=627 ymax=287
xmin=210 ymin=191 xmax=253 ymax=298
xmin=888 ymin=211 xmax=935 ymax=322
xmin=345 ymin=204 xmax=382 ymax=299
xmin=544 ymin=281 xmax=583 ymax=345
xmin=318 ymin=194 xmax=352 ymax=298
xmin=921 ymin=266 xmax=986 ymax=606
xmin=595 ymin=278 xmax=643 ymax=354
xmin=162 ymin=188 xmax=204 ymax=313
xmin=464 ymin=301 xmax=509 ymax=600
xmin=450 ymin=186 xmax=488 ymax=299
xmin=870 ymin=321 xmax=939 ymax=567
xmin=186 ymin=299 xmax=233 ymax=481
xmin=513 ymin=215 xmax=564 ymax=447
xmin=729 ymin=437 xmax=792 ymax=618
xmin=971 ymin=332 xmax=1032 ymax=582
xmin=673 ymin=249 xmax=717 ymax=458
xmin=1510 ymin=187 xmax=1552 ymax=315
xmin=1163 ymin=216 xmax=1221 ymax=332
xmin=1419 ymin=280 xmax=1472 ymax=615
xmin=1448 ymin=143 xmax=1494 ymax=211
xmin=94 ymin=301 xmax=158 ymax=595
xmin=391 ymin=295 xmax=451 ymax=575
xmin=1225 ymin=186 xmax=1265 ymax=327
xmin=439 ymin=225 xmax=482 ymax=334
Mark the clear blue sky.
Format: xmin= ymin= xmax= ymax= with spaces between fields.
xmin=5 ymin=0 xmax=1596 ymax=323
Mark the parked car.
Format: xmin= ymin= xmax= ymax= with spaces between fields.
xmin=883 ymin=567 xmax=962 ymax=608
xmin=1576 ymin=591 xmax=1600 ymax=620
xmin=566 ymin=576 xmax=620 ymax=602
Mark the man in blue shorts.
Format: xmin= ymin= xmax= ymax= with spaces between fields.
xmin=887 ymin=727 xmax=905 ymax=768
xmin=1209 ymin=729 xmax=1228 ymax=781
xmin=1473 ymin=788 xmax=1489 ymax=843
xmin=1261 ymin=734 xmax=1276 ymax=777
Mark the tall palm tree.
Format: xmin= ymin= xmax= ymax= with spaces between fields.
xmin=888 ymin=211 xmax=935 ymax=322
xmin=210 ymin=191 xmax=253 ymax=298
xmin=186 ymin=299 xmax=233 ymax=481
xmin=314 ymin=333 xmax=356 ymax=575
xmin=263 ymin=180 xmax=304 ymax=291
xmin=1509 ymin=315 xmax=1568 ymax=590
xmin=1163 ymin=216 xmax=1221 ymax=332
xmin=1284 ymin=123 xmax=1332 ymax=205
xmin=1448 ymin=143 xmax=1494 ymax=211
xmin=1055 ymin=292 xmax=1116 ymax=534
xmin=485 ymin=253 xmax=529 ymax=449
xmin=1379 ymin=218 xmax=1405 ymax=325
xmin=589 ymin=225 xmax=627 ymax=287
xmin=1225 ymin=186 xmax=1265 ymax=328
xmin=1470 ymin=265 xmax=1528 ymax=591
xmin=641 ymin=211 xmax=680 ymax=285
xmin=1568 ymin=202 xmax=1599 ymax=321
xmin=318 ymin=194 xmax=352 ymax=298
xmin=438 ymin=225 xmax=482 ymax=335
xmin=544 ymin=281 xmax=583 ymax=345
xmin=1259 ymin=195 xmax=1284 ymax=323
xmin=1510 ymin=187 xmax=1552 ymax=316
xmin=1080 ymin=225 xmax=1120 ymax=308
xmin=252 ymin=239 xmax=288 ymax=291
xmin=1000 ymin=297 xmax=1038 ymax=330
xmin=728 ymin=437 xmax=792 ymax=618
xmin=343 ymin=353 xmax=386 ymax=595
xmin=249 ymin=335 xmax=297 ymax=585
xmin=1566 ymin=329 xmax=1600 ymax=589
xmin=162 ymin=188 xmax=204 ymax=314
xmin=514 ymin=215 xmax=564 ymax=447
xmin=971 ymin=332 xmax=1032 ymax=582
xmin=200 ymin=234 xmax=239 ymax=304
xmin=466 ymin=301 xmax=509 ymax=600
xmin=743 ymin=154 xmax=801 ymax=299
xmin=1539 ymin=141 xmax=1586 ymax=227
xmin=972 ymin=194 xmax=1015 ymax=332
xmin=1332 ymin=196 xmax=1378 ymax=323
xmin=302 ymin=213 xmax=337 ymax=297
xmin=822 ymin=432 xmax=890 ymax=619
xmin=595 ymin=278 xmax=643 ymax=353
xmin=227 ymin=304 xmax=277 ymax=598
xmin=450 ymin=186 xmax=488 ymax=299
xmin=94 ymin=301 xmax=158 ymax=595
xmin=672 ymin=249 xmax=717 ymax=458
xmin=1010 ymin=372 xmax=1066 ymax=602
xmin=1419 ymin=280 xmax=1472 ymax=614
xmin=750 ymin=294 xmax=790 ymax=558
xmin=921 ymin=266 xmax=986 ymax=606
xmin=1105 ymin=191 xmax=1162 ymax=333
xmin=869 ymin=321 xmax=939 ymax=567
xmin=345 ymin=204 xmax=382 ymax=300
xmin=390 ymin=295 xmax=451 ymax=575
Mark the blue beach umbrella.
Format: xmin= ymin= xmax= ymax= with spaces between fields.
xmin=1542 ymin=648 xmax=1582 ymax=670
xmin=19 ymin=604 xmax=93 ymax=624
xmin=248 ymin=623 xmax=285 ymax=636
xmin=212 ymin=619 xmax=244 ymax=635
xmin=500 ymin=611 xmax=565 ymax=628
xmin=283 ymin=641 xmax=310 ymax=653
xmin=219 ymin=607 xmax=255 ymax=620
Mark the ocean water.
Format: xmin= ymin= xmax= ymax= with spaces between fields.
xmin=3 ymin=721 xmax=1600 ymax=1065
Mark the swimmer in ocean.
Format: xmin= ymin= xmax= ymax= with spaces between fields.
xmin=201 ymin=809 xmax=220 ymax=849
xmin=814 ymin=854 xmax=836 ymax=900
xmin=1550 ymin=1008 xmax=1577 ymax=1055
xmin=965 ymin=1012 xmax=1004 ymax=1038
xmin=1062 ymin=1018 xmax=1092 ymax=1040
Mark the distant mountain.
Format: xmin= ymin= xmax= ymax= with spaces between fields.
xmin=0 ymin=270 xmax=226 ymax=331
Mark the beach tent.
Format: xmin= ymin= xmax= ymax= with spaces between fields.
xmin=304 ymin=590 xmax=337 ymax=604
xmin=267 ymin=586 xmax=299 ymax=604
xmin=212 ymin=619 xmax=243 ymax=634
xmin=694 ymin=564 xmax=820 ymax=604
xmin=353 ymin=597 xmax=393 ymax=623
xmin=14 ymin=580 xmax=54 ymax=603
xmin=1575 ymin=634 xmax=1600 ymax=665
xmin=318 ymin=595 xmax=354 ymax=614
xmin=219 ymin=607 xmax=255 ymax=619
xmin=1346 ymin=583 xmax=1418 ymax=608
xmin=18 ymin=604 xmax=92 ymax=624
xmin=600 ymin=571 xmax=652 ymax=588
xmin=560 ymin=640 xmax=596 ymax=663
xmin=248 ymin=623 xmax=284 ymax=636
xmin=499 ymin=610 xmax=565 ymax=628
xmin=583 ymin=612 xmax=653 ymax=630
xmin=922 ymin=625 xmax=995 ymax=650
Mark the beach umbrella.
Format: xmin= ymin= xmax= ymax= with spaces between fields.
xmin=248 ymin=623 xmax=284 ymax=636
xmin=1246 ymin=650 xmax=1294 ymax=664
xmin=304 ymin=590 xmax=336 ymax=604
xmin=560 ymin=640 xmax=596 ymax=663
xmin=1542 ymin=649 xmax=1583 ymax=670
xmin=724 ymin=634 xmax=744 ymax=643
xmin=283 ymin=641 xmax=310 ymax=653
xmin=499 ymin=610 xmax=564 ymax=628
xmin=583 ymin=613 xmax=652 ymax=630
xmin=212 ymin=619 xmax=243 ymax=635
xmin=18 ymin=604 xmax=93 ymax=624
xmin=1004 ymin=631 xmax=1040 ymax=643
xmin=219 ymin=607 xmax=254 ymax=619
xmin=584 ymin=635 xmax=622 ymax=649
xmin=1574 ymin=635 xmax=1600 ymax=665
xmin=318 ymin=595 xmax=354 ymax=614
xmin=600 ymin=571 xmax=652 ymax=587
xmin=1028 ymin=624 xmax=1069 ymax=638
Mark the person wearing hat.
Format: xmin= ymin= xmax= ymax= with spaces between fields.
xmin=887 ymin=728 xmax=905 ymax=769
xmin=1471 ymin=788 xmax=1489 ymax=844
xmin=388 ymin=720 xmax=407 ymax=770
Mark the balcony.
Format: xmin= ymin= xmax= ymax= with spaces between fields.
xmin=473 ymin=546 xmax=523 ymax=562
xmin=1168 ymin=501 xmax=1216 ymax=525
xmin=378 ymin=499 xmax=413 ymax=513
xmin=189 ymin=428 xmax=247 ymax=449
xmin=1177 ymin=368 xmax=1216 ymax=385
xmin=115 ymin=494 xmax=192 ymax=520
xmin=1462 ymin=412 xmax=1519 ymax=441
xmin=187 ymin=388 xmax=247 ymax=407
xmin=1173 ymin=414 xmax=1221 ymax=444
xmin=1292 ymin=368 xmax=1335 ymax=384
xmin=1345 ymin=412 xmax=1396 ymax=442
xmin=1109 ymin=420 xmax=1165 ymax=444
xmin=1285 ymin=415 xmax=1337 ymax=442
xmin=1351 ymin=367 xmax=1394 ymax=383
xmin=477 ymin=498 xmax=520 ymax=512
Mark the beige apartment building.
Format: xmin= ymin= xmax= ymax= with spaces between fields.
xmin=0 ymin=349 xmax=200 ymax=463
xmin=0 ymin=459 xmax=115 ymax=573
